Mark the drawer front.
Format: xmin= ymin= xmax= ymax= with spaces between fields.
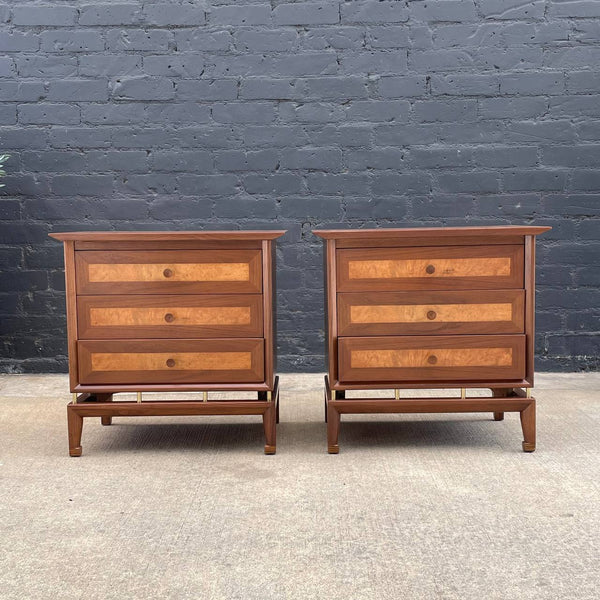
xmin=78 ymin=339 xmax=264 ymax=384
xmin=338 ymin=335 xmax=525 ymax=383
xmin=77 ymin=295 xmax=263 ymax=339
xmin=336 ymin=245 xmax=524 ymax=292
xmin=76 ymin=249 xmax=262 ymax=295
xmin=338 ymin=290 xmax=524 ymax=336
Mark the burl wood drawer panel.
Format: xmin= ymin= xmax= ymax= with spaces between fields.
xmin=77 ymin=295 xmax=263 ymax=339
xmin=75 ymin=250 xmax=262 ymax=295
xmin=336 ymin=245 xmax=524 ymax=292
xmin=78 ymin=339 xmax=265 ymax=384
xmin=337 ymin=290 xmax=525 ymax=336
xmin=338 ymin=335 xmax=526 ymax=383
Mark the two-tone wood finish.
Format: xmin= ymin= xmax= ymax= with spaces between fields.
xmin=338 ymin=335 xmax=526 ymax=383
xmin=51 ymin=230 xmax=285 ymax=456
xmin=76 ymin=249 xmax=262 ymax=295
xmin=337 ymin=245 xmax=524 ymax=292
xmin=78 ymin=339 xmax=265 ymax=384
xmin=337 ymin=290 xmax=525 ymax=336
xmin=77 ymin=294 xmax=263 ymax=339
xmin=314 ymin=226 xmax=550 ymax=454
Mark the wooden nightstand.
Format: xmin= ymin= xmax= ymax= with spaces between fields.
xmin=314 ymin=226 xmax=550 ymax=454
xmin=50 ymin=230 xmax=285 ymax=456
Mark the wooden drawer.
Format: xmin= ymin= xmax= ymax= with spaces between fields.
xmin=78 ymin=339 xmax=264 ymax=384
xmin=338 ymin=290 xmax=524 ymax=336
xmin=338 ymin=335 xmax=525 ymax=383
xmin=336 ymin=245 xmax=524 ymax=292
xmin=75 ymin=249 xmax=262 ymax=295
xmin=77 ymin=295 xmax=263 ymax=339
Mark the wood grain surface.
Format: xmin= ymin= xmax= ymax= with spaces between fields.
xmin=337 ymin=290 xmax=524 ymax=336
xmin=313 ymin=226 xmax=551 ymax=240
xmin=337 ymin=245 xmax=524 ymax=291
xmin=77 ymin=294 xmax=263 ymax=339
xmin=78 ymin=339 xmax=265 ymax=384
xmin=76 ymin=249 xmax=262 ymax=294
xmin=51 ymin=230 xmax=286 ymax=242
xmin=338 ymin=335 xmax=526 ymax=382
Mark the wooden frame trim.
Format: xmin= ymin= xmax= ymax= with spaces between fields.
xmin=313 ymin=226 xmax=551 ymax=240
xmin=70 ymin=400 xmax=271 ymax=416
xmin=328 ymin=379 xmax=533 ymax=390
xmin=262 ymin=239 xmax=275 ymax=389
xmin=50 ymin=231 xmax=286 ymax=242
xmin=73 ymin=382 xmax=272 ymax=392
xmin=331 ymin=397 xmax=533 ymax=414
xmin=332 ymin=235 xmax=526 ymax=248
xmin=326 ymin=239 xmax=338 ymax=382
xmin=64 ymin=240 xmax=79 ymax=392
xmin=524 ymin=235 xmax=535 ymax=386
xmin=332 ymin=235 xmax=524 ymax=249
xmin=73 ymin=240 xmax=264 ymax=251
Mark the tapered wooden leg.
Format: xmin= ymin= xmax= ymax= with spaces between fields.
xmin=520 ymin=399 xmax=536 ymax=452
xmin=67 ymin=405 xmax=83 ymax=457
xmin=327 ymin=401 xmax=340 ymax=454
xmin=493 ymin=412 xmax=504 ymax=421
xmin=263 ymin=401 xmax=276 ymax=455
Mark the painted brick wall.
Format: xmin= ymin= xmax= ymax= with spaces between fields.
xmin=0 ymin=1 xmax=599 ymax=373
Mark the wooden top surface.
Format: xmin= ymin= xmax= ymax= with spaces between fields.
xmin=313 ymin=225 xmax=551 ymax=240
xmin=49 ymin=230 xmax=287 ymax=242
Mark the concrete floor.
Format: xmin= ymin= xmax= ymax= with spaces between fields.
xmin=0 ymin=373 xmax=599 ymax=600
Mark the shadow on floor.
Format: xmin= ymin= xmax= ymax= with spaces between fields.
xmin=80 ymin=414 xmax=518 ymax=455
xmin=339 ymin=418 xmax=517 ymax=450
xmin=88 ymin=421 xmax=267 ymax=454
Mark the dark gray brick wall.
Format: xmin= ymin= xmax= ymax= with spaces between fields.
xmin=1 ymin=1 xmax=599 ymax=373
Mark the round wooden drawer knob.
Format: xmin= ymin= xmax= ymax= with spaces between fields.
xmin=425 ymin=264 xmax=435 ymax=274
xmin=427 ymin=355 xmax=437 ymax=365
xmin=427 ymin=310 xmax=437 ymax=320
xmin=163 ymin=268 xmax=173 ymax=278
xmin=166 ymin=358 xmax=176 ymax=368
xmin=164 ymin=313 xmax=175 ymax=323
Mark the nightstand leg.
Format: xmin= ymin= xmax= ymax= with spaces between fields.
xmin=491 ymin=388 xmax=510 ymax=421
xmin=327 ymin=401 xmax=340 ymax=454
xmin=99 ymin=393 xmax=114 ymax=426
xmin=67 ymin=404 xmax=83 ymax=457
xmin=324 ymin=375 xmax=330 ymax=423
xmin=263 ymin=401 xmax=276 ymax=455
xmin=520 ymin=399 xmax=536 ymax=452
